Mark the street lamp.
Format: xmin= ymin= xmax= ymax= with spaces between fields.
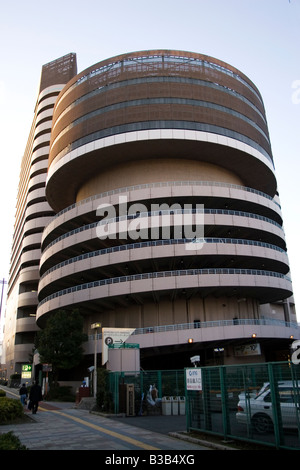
xmin=91 ymin=323 xmax=101 ymax=398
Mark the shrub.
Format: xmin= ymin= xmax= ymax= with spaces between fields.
xmin=10 ymin=373 xmax=21 ymax=380
xmin=46 ymin=385 xmax=75 ymax=402
xmin=96 ymin=368 xmax=114 ymax=412
xmin=0 ymin=398 xmax=24 ymax=423
xmin=0 ymin=431 xmax=27 ymax=450
xmin=0 ymin=390 xmax=6 ymax=398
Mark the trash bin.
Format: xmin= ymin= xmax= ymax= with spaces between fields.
xmin=162 ymin=396 xmax=172 ymax=415
xmin=179 ymin=396 xmax=186 ymax=415
xmin=171 ymin=396 xmax=179 ymax=415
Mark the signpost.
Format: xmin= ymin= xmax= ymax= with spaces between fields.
xmin=42 ymin=364 xmax=52 ymax=396
xmin=91 ymin=323 xmax=101 ymax=398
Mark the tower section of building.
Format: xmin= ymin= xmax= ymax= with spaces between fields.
xmin=37 ymin=50 xmax=297 ymax=366
xmin=3 ymin=54 xmax=77 ymax=373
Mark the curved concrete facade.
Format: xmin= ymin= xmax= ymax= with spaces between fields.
xmin=3 ymin=51 xmax=297 ymax=375
xmin=3 ymin=54 xmax=77 ymax=373
xmin=36 ymin=50 xmax=297 ymax=367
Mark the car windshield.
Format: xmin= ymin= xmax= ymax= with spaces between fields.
xmin=256 ymin=386 xmax=297 ymax=403
xmin=256 ymin=384 xmax=270 ymax=399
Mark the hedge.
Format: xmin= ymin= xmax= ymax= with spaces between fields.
xmin=0 ymin=431 xmax=27 ymax=450
xmin=0 ymin=397 xmax=24 ymax=423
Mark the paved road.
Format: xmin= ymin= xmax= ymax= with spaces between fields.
xmin=0 ymin=386 xmax=210 ymax=451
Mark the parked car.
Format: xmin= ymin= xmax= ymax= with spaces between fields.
xmin=237 ymin=382 xmax=269 ymax=401
xmin=236 ymin=381 xmax=300 ymax=433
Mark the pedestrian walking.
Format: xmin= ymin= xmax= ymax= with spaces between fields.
xmin=19 ymin=383 xmax=28 ymax=406
xmin=29 ymin=381 xmax=43 ymax=414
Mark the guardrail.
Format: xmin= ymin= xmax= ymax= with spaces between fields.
xmin=40 ymin=237 xmax=286 ymax=281
xmin=47 ymin=180 xmax=281 ymax=222
xmin=88 ymin=317 xmax=299 ymax=341
xmin=43 ymin=207 xmax=283 ymax=253
xmin=38 ymin=268 xmax=292 ymax=308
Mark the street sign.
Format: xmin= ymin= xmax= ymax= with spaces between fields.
xmin=234 ymin=343 xmax=261 ymax=356
xmin=21 ymin=364 xmax=32 ymax=379
xmin=186 ymin=368 xmax=202 ymax=391
xmin=102 ymin=327 xmax=135 ymax=364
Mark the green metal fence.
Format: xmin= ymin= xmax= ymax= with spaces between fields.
xmin=185 ymin=361 xmax=300 ymax=450
xmin=109 ymin=369 xmax=185 ymax=417
xmin=108 ymin=362 xmax=300 ymax=449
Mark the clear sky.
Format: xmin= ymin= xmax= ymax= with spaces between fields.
xmin=0 ymin=0 xmax=299 ymax=321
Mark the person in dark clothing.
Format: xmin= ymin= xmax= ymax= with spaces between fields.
xmin=29 ymin=381 xmax=43 ymax=414
xmin=19 ymin=383 xmax=28 ymax=406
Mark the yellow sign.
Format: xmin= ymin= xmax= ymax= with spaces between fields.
xmin=21 ymin=364 xmax=32 ymax=379
xmin=21 ymin=372 xmax=32 ymax=379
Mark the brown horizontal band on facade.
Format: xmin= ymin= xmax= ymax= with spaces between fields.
xmin=51 ymin=82 xmax=268 ymax=145
xmin=55 ymin=57 xmax=264 ymax=118
xmin=67 ymin=49 xmax=258 ymax=89
xmin=49 ymin=103 xmax=272 ymax=164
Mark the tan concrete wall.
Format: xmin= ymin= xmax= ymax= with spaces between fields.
xmin=76 ymin=159 xmax=244 ymax=202
xmin=83 ymin=296 xmax=260 ymax=331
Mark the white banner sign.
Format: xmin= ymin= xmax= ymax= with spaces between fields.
xmin=234 ymin=343 xmax=261 ymax=357
xmin=102 ymin=327 xmax=135 ymax=365
xmin=186 ymin=368 xmax=202 ymax=391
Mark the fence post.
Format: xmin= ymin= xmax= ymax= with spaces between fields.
xmin=268 ymin=362 xmax=284 ymax=448
xmin=184 ymin=369 xmax=191 ymax=431
xmin=202 ymin=368 xmax=212 ymax=430
xmin=110 ymin=372 xmax=119 ymax=414
xmin=219 ymin=366 xmax=231 ymax=440
xmin=140 ymin=370 xmax=144 ymax=401
xmin=290 ymin=362 xmax=300 ymax=439
xmin=157 ymin=370 xmax=162 ymax=398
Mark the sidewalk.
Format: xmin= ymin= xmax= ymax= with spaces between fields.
xmin=1 ymin=387 xmax=212 ymax=450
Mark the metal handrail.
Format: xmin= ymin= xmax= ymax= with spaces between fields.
xmin=38 ymin=268 xmax=291 ymax=307
xmin=47 ymin=180 xmax=280 ymax=223
xmin=43 ymin=207 xmax=283 ymax=254
xmin=40 ymin=237 xmax=287 ymax=282
xmin=87 ymin=317 xmax=299 ymax=341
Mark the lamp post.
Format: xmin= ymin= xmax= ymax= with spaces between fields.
xmin=91 ymin=323 xmax=101 ymax=398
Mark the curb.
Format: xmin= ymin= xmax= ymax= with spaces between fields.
xmin=168 ymin=432 xmax=238 ymax=450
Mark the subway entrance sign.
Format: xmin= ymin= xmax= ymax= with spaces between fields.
xmin=185 ymin=368 xmax=202 ymax=391
xmin=21 ymin=364 xmax=32 ymax=379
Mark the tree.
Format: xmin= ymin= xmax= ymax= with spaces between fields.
xmin=35 ymin=309 xmax=88 ymax=387
xmin=96 ymin=367 xmax=113 ymax=412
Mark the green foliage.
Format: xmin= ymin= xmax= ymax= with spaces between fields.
xmin=0 ymin=431 xmax=27 ymax=450
xmin=0 ymin=397 xmax=24 ymax=423
xmin=96 ymin=368 xmax=114 ymax=412
xmin=35 ymin=309 xmax=88 ymax=384
xmin=10 ymin=373 xmax=21 ymax=380
xmin=0 ymin=390 xmax=6 ymax=397
xmin=46 ymin=385 xmax=75 ymax=402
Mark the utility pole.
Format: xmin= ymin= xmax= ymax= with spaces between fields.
xmin=91 ymin=323 xmax=101 ymax=398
